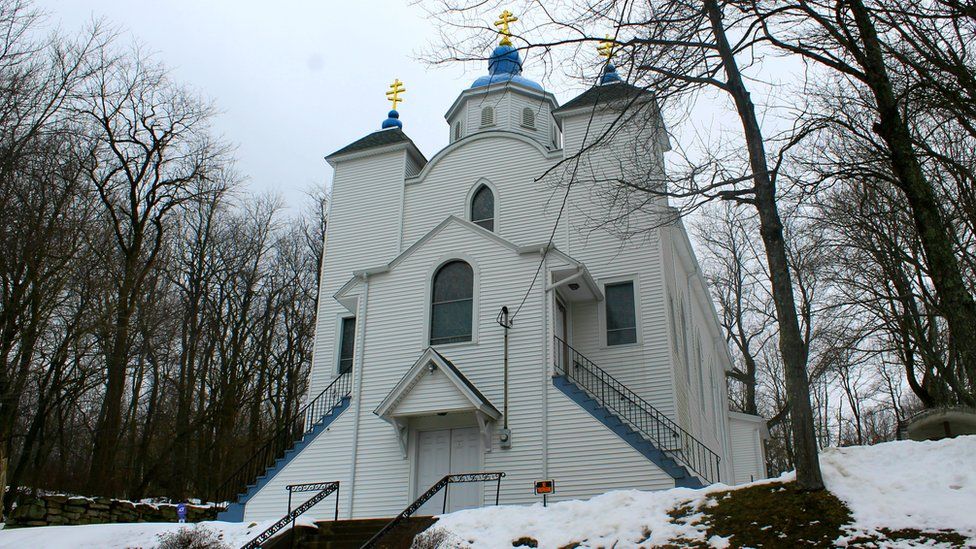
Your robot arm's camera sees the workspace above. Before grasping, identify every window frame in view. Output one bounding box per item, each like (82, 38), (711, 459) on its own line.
(427, 257), (479, 347)
(453, 120), (463, 141)
(335, 314), (357, 375)
(598, 275), (641, 348)
(521, 107), (536, 129)
(480, 106), (495, 127)
(465, 179), (498, 233)
(470, 185), (495, 232)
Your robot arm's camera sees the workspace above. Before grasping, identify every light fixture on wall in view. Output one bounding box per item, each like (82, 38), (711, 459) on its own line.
(568, 283), (580, 291)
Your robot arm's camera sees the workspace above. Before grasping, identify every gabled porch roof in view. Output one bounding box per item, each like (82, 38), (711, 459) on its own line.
(374, 348), (500, 420)
(374, 348), (500, 457)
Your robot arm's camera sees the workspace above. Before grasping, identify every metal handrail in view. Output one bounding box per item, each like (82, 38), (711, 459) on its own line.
(553, 336), (720, 484)
(360, 472), (505, 549)
(239, 481), (340, 549)
(214, 372), (352, 503)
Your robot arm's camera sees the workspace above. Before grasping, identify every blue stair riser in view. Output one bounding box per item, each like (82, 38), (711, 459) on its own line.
(553, 376), (703, 489)
(217, 396), (351, 522)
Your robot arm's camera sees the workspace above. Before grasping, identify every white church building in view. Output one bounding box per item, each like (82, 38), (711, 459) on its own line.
(219, 25), (768, 524)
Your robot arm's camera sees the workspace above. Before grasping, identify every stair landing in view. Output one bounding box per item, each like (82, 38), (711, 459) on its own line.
(263, 517), (438, 549)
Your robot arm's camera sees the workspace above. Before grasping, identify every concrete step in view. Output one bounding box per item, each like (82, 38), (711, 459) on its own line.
(264, 517), (437, 549)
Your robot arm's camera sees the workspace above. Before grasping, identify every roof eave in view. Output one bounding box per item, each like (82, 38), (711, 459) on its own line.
(325, 135), (428, 167)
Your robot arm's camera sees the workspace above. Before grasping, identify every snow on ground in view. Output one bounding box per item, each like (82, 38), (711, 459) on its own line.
(820, 435), (976, 544)
(424, 435), (976, 548)
(0, 517), (317, 549)
(1, 436), (973, 548)
(417, 486), (721, 549)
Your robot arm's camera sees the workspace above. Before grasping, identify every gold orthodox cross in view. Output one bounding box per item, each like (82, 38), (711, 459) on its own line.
(386, 78), (406, 111)
(494, 10), (519, 46)
(597, 35), (617, 59)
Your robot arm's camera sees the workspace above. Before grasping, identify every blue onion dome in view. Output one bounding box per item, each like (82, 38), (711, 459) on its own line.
(470, 44), (544, 91)
(600, 62), (623, 85)
(381, 109), (402, 129)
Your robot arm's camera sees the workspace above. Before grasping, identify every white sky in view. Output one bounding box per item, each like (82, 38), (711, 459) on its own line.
(36, 0), (594, 211)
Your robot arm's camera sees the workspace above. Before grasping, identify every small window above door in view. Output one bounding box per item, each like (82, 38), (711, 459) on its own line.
(470, 185), (495, 232)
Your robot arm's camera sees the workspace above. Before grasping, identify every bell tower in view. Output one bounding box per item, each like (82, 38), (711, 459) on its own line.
(443, 10), (561, 149)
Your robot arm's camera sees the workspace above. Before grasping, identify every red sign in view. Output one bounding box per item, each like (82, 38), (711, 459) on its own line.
(534, 479), (555, 495)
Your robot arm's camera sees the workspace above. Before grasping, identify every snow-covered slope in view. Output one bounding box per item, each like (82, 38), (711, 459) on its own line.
(821, 436), (976, 544)
(0, 517), (317, 549)
(1, 436), (973, 548)
(421, 436), (976, 548)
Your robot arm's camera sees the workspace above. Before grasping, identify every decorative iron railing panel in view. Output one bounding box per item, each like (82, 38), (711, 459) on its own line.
(239, 481), (340, 549)
(214, 372), (352, 504)
(553, 336), (720, 484)
(360, 472), (505, 549)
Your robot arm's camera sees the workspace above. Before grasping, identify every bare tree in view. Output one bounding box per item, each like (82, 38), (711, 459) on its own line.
(753, 0), (976, 406)
(79, 47), (226, 493)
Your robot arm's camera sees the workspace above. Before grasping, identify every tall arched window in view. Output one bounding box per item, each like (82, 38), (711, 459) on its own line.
(454, 121), (463, 141)
(521, 107), (535, 128)
(470, 185), (495, 231)
(430, 261), (474, 345)
(481, 106), (494, 127)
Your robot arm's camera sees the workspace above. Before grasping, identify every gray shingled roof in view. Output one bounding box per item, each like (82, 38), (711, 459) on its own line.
(554, 82), (649, 114)
(326, 128), (415, 159)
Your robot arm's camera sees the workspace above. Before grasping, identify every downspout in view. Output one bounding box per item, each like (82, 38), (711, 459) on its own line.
(541, 251), (550, 479)
(346, 273), (370, 518)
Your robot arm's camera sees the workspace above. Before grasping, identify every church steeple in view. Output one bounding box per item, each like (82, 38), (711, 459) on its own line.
(469, 10), (543, 91)
(381, 78), (406, 129)
(446, 10), (560, 148)
(597, 35), (623, 85)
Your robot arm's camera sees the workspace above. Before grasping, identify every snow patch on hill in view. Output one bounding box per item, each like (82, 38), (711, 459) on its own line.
(821, 436), (976, 544)
(423, 435), (976, 548)
(0, 517), (316, 549)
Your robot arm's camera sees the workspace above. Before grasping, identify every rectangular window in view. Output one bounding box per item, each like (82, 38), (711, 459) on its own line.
(338, 317), (356, 374)
(605, 281), (637, 345)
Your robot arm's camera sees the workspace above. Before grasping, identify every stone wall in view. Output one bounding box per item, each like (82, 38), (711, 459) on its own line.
(7, 494), (224, 527)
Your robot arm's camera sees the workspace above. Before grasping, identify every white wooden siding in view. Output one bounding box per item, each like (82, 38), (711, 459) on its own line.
(242, 408), (356, 521)
(346, 221), (548, 516)
(729, 415), (767, 484)
(401, 134), (562, 249)
(395, 370), (473, 416)
(309, 150), (407, 398)
(547, 385), (676, 501)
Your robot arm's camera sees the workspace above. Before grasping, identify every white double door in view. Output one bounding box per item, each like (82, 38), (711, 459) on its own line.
(415, 427), (481, 514)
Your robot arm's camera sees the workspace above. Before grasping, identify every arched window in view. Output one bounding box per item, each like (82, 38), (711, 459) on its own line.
(454, 121), (462, 141)
(470, 185), (494, 231)
(430, 261), (474, 345)
(481, 106), (494, 127)
(521, 107), (535, 128)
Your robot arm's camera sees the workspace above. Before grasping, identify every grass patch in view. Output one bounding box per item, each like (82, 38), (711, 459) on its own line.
(667, 481), (971, 548)
(697, 482), (851, 547)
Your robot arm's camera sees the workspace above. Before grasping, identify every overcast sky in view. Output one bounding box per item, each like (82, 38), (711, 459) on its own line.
(36, 1), (596, 211)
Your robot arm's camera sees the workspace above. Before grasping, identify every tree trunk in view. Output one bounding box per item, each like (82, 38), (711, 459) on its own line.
(704, 0), (824, 490)
(847, 0), (976, 398)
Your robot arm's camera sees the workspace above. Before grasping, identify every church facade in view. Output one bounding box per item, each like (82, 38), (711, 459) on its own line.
(221, 27), (768, 523)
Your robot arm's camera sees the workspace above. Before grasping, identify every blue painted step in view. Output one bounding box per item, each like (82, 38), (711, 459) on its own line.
(217, 396), (351, 521)
(553, 375), (704, 489)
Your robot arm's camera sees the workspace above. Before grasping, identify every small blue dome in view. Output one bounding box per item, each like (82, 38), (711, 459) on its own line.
(381, 109), (402, 129)
(600, 62), (623, 85)
(470, 44), (543, 91)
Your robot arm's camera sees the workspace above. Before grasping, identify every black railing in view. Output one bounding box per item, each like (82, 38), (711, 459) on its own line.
(553, 336), (720, 484)
(239, 481), (340, 549)
(360, 472), (505, 549)
(214, 372), (353, 504)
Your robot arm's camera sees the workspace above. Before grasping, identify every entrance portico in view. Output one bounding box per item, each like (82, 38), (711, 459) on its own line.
(373, 348), (501, 513)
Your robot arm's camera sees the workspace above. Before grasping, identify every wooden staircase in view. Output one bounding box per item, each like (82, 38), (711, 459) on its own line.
(262, 518), (437, 549)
